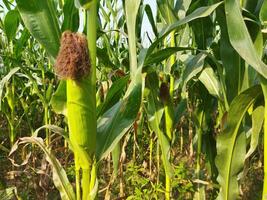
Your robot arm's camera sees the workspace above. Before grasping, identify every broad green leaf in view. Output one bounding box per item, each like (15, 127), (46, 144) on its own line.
(245, 106), (264, 159)
(146, 1), (223, 58)
(16, 0), (61, 58)
(50, 81), (67, 116)
(182, 53), (207, 93)
(96, 68), (142, 161)
(9, 137), (76, 200)
(157, 0), (177, 24)
(224, 0), (267, 78)
(215, 85), (262, 200)
(0, 67), (20, 110)
(217, 9), (240, 103)
(199, 66), (223, 101)
(144, 47), (194, 67)
(62, 0), (79, 32)
(4, 9), (20, 41)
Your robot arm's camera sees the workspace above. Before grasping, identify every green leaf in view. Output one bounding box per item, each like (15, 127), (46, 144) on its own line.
(146, 2), (223, 58)
(198, 66), (223, 101)
(16, 0), (61, 58)
(245, 106), (264, 159)
(260, 0), (267, 25)
(224, 0), (267, 78)
(9, 137), (76, 200)
(182, 53), (207, 93)
(144, 4), (158, 36)
(215, 85), (262, 200)
(4, 9), (20, 41)
(216, 9), (240, 103)
(125, 0), (141, 78)
(97, 75), (129, 118)
(50, 81), (67, 116)
(0, 67), (20, 110)
(62, 0), (79, 32)
(96, 68), (142, 161)
(144, 47), (194, 67)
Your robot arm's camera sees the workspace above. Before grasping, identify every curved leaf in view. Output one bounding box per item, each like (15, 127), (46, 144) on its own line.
(245, 106), (264, 159)
(199, 66), (223, 101)
(4, 9), (20, 41)
(16, 0), (61, 58)
(0, 67), (20, 110)
(224, 0), (267, 78)
(50, 80), (67, 116)
(215, 85), (262, 200)
(96, 68), (142, 161)
(9, 137), (75, 200)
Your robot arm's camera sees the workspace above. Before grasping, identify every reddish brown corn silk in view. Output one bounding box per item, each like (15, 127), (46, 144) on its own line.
(55, 31), (90, 80)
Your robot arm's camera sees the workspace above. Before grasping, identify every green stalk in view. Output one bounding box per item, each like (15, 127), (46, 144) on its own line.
(66, 1), (97, 199)
(149, 130), (153, 177)
(164, 30), (176, 200)
(44, 105), (50, 145)
(261, 77), (267, 199)
(75, 158), (81, 200)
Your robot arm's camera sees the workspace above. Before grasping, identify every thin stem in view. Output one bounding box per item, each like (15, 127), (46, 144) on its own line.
(75, 157), (81, 200)
(165, 174), (171, 200)
(261, 78), (267, 199)
(82, 169), (91, 200)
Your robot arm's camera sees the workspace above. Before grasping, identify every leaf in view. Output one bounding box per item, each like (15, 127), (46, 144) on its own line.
(144, 4), (158, 36)
(0, 67), (20, 110)
(144, 47), (194, 67)
(215, 85), (262, 200)
(4, 9), (20, 41)
(62, 0), (79, 32)
(145, 2), (223, 58)
(16, 0), (61, 58)
(224, 0), (267, 78)
(97, 75), (129, 118)
(260, 0), (267, 25)
(50, 80), (67, 116)
(96, 68), (142, 161)
(157, 0), (177, 24)
(216, 9), (240, 103)
(125, 0), (141, 76)
(112, 144), (120, 176)
(245, 106), (264, 159)
(182, 53), (207, 92)
(199, 66), (223, 101)
(9, 137), (76, 200)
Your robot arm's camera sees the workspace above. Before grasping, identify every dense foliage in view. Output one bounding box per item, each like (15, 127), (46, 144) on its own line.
(0, 0), (267, 199)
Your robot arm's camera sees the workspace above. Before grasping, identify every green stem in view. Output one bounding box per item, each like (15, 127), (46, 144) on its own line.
(82, 169), (91, 200)
(44, 106), (50, 146)
(149, 131), (153, 177)
(75, 157), (81, 200)
(261, 77), (267, 200)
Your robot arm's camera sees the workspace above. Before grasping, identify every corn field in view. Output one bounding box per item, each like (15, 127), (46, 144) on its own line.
(0, 0), (266, 199)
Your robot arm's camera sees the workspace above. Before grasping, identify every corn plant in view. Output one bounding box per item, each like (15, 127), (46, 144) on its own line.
(1, 0), (267, 199)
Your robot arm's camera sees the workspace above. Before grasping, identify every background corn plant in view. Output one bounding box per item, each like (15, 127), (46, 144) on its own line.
(0, 0), (267, 199)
